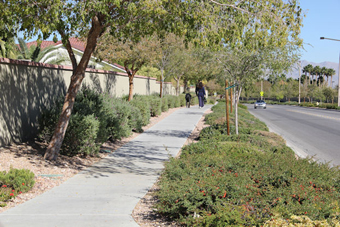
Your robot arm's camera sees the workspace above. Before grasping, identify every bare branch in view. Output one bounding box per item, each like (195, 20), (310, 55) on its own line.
(209, 0), (252, 14)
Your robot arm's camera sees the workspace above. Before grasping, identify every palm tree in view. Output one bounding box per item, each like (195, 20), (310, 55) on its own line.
(313, 66), (321, 86)
(0, 36), (20, 59)
(321, 67), (327, 87)
(327, 68), (336, 87)
(303, 64), (313, 85)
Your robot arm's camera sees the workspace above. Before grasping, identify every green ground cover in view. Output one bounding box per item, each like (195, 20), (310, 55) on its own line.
(154, 101), (340, 226)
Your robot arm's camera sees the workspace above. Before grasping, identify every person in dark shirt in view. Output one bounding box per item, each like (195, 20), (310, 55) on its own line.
(196, 81), (206, 108)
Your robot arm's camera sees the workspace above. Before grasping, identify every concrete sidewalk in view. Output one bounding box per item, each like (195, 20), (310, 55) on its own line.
(0, 105), (212, 227)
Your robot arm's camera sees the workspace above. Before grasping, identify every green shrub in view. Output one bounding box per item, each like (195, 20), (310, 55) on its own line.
(154, 100), (340, 226)
(148, 96), (162, 117)
(130, 96), (151, 125)
(0, 168), (35, 207)
(39, 88), (144, 156)
(174, 96), (181, 107)
(155, 141), (340, 226)
(191, 95), (198, 106)
(63, 114), (100, 156)
(207, 98), (215, 104)
(128, 105), (144, 133)
(161, 97), (169, 112)
(102, 95), (143, 139)
(179, 94), (186, 107)
(166, 95), (180, 108)
(238, 103), (247, 109)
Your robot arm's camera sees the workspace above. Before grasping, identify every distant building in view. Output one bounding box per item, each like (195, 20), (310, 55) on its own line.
(25, 37), (125, 72)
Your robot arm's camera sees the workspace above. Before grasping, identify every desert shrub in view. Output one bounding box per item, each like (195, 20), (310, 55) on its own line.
(62, 114), (100, 156)
(38, 97), (64, 143)
(179, 94), (186, 107)
(130, 96), (151, 125)
(39, 88), (143, 156)
(166, 95), (180, 108)
(161, 97), (169, 112)
(128, 105), (144, 133)
(99, 94), (143, 140)
(148, 96), (162, 117)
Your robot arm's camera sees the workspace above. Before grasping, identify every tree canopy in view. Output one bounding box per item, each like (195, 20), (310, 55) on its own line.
(2, 0), (304, 160)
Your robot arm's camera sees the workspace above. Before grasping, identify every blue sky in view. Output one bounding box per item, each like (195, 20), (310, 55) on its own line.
(299, 0), (340, 63)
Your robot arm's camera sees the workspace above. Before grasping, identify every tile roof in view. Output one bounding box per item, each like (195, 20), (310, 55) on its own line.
(25, 37), (86, 52)
(24, 37), (124, 69)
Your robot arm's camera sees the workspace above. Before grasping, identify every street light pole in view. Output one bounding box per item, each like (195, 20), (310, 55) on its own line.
(320, 37), (340, 107)
(298, 61), (301, 104)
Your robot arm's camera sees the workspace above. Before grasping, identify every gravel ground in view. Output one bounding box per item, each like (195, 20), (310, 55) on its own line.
(0, 106), (212, 227)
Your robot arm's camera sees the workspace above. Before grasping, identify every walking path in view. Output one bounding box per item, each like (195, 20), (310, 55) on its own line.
(0, 105), (212, 227)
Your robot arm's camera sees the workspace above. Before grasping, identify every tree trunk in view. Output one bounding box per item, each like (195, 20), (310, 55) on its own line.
(128, 73), (135, 101)
(124, 63), (138, 102)
(174, 74), (182, 96)
(44, 16), (105, 160)
(235, 86), (242, 135)
(183, 79), (188, 93)
(160, 68), (164, 98)
(44, 72), (84, 160)
(331, 75), (333, 87)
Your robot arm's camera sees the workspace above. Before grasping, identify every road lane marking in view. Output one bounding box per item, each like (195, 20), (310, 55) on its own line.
(286, 109), (340, 121)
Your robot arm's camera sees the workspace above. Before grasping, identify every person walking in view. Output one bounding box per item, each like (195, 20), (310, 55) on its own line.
(196, 81), (206, 108)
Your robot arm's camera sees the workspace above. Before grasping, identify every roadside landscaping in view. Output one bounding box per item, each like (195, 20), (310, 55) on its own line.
(240, 99), (340, 110)
(154, 101), (340, 226)
(0, 88), (215, 209)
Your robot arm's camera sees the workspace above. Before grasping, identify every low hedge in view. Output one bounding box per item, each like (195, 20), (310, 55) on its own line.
(154, 101), (340, 226)
(39, 89), (179, 157)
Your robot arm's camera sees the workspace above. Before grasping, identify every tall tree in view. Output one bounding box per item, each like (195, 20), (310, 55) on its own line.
(4, 1), (216, 160)
(327, 68), (336, 88)
(153, 33), (184, 97)
(312, 66), (321, 87)
(303, 64), (313, 85)
(5, 0), (303, 160)
(321, 67), (327, 87)
(95, 34), (161, 101)
(167, 45), (198, 96)
(218, 48), (263, 134)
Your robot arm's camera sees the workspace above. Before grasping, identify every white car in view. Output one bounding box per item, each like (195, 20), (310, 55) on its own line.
(254, 100), (266, 109)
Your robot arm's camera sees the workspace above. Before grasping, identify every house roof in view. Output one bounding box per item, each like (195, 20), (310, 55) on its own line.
(25, 37), (125, 69)
(25, 37), (86, 52)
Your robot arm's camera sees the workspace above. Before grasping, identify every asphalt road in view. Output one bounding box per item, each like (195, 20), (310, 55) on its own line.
(246, 104), (340, 167)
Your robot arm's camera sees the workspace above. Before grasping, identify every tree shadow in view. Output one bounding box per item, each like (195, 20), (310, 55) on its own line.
(79, 140), (179, 178)
(0, 62), (66, 146)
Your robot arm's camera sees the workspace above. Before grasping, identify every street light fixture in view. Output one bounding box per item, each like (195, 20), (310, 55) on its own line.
(320, 37), (340, 107)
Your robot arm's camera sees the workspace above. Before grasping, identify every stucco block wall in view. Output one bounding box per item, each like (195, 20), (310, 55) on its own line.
(0, 58), (180, 146)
